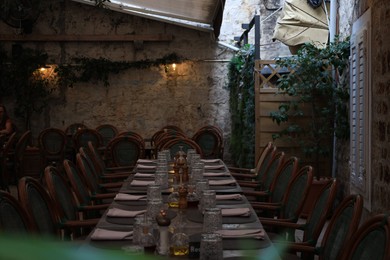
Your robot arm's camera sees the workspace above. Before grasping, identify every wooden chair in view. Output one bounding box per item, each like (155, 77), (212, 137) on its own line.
(87, 141), (133, 174)
(151, 129), (187, 151)
(38, 128), (67, 169)
(105, 135), (145, 168)
(63, 159), (114, 206)
(230, 142), (277, 186)
(161, 137), (204, 159)
(43, 166), (99, 237)
(0, 190), (36, 234)
(283, 194), (363, 260)
(265, 179), (338, 248)
(75, 153), (121, 196)
(18, 176), (62, 238)
(73, 128), (103, 152)
(339, 213), (390, 260)
(0, 132), (17, 191)
(79, 147), (128, 183)
(243, 156), (298, 203)
(252, 165), (314, 224)
(192, 126), (224, 159)
(95, 124), (118, 146)
(18, 177), (99, 240)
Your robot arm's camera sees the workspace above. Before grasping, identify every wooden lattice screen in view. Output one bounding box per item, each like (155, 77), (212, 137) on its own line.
(254, 60), (332, 177)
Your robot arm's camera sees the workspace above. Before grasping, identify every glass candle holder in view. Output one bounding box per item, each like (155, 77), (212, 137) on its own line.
(147, 184), (162, 201)
(195, 179), (209, 200)
(199, 189), (216, 213)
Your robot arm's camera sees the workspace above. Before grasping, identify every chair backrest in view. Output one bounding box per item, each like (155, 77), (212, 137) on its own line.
(301, 179), (338, 245)
(192, 127), (223, 159)
(73, 128), (103, 151)
(340, 214), (390, 260)
(63, 159), (92, 206)
(38, 128), (67, 166)
(43, 166), (79, 222)
(162, 137), (204, 159)
(18, 176), (61, 237)
(0, 190), (35, 234)
(95, 124), (118, 146)
(319, 194), (363, 260)
(105, 136), (145, 167)
(279, 165), (314, 221)
(117, 131), (145, 146)
(254, 141), (276, 180)
(87, 141), (106, 173)
(151, 129), (187, 148)
(0, 132), (17, 190)
(268, 156), (299, 203)
(259, 150), (284, 190)
(75, 153), (101, 195)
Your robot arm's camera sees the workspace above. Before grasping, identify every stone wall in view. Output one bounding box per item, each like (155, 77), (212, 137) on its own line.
(0, 0), (233, 158)
(0, 0), (290, 163)
(337, 0), (390, 215)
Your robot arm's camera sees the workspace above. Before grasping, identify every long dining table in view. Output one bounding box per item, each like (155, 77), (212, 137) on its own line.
(81, 158), (281, 259)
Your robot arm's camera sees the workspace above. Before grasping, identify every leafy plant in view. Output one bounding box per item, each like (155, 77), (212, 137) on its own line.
(270, 37), (350, 178)
(0, 45), (54, 130)
(227, 45), (255, 168)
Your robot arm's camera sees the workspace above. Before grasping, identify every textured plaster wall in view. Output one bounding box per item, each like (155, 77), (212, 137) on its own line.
(336, 0), (390, 215)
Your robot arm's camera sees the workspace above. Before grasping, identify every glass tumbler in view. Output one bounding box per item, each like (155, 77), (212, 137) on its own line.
(147, 184), (162, 201)
(200, 233), (223, 260)
(199, 189), (216, 213)
(195, 179), (209, 200)
(155, 171), (168, 189)
(202, 207), (222, 233)
(146, 198), (163, 220)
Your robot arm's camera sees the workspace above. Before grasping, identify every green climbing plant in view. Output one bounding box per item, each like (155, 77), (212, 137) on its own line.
(227, 45), (255, 168)
(270, 37), (350, 178)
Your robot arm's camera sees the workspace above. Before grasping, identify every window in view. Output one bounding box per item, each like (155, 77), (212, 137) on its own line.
(349, 8), (371, 211)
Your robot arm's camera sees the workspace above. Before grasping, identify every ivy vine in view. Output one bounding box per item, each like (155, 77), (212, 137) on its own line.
(56, 53), (184, 87)
(227, 45), (255, 168)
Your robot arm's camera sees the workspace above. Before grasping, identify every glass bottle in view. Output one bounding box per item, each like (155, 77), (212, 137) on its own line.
(168, 175), (180, 208)
(169, 213), (189, 256)
(139, 222), (156, 255)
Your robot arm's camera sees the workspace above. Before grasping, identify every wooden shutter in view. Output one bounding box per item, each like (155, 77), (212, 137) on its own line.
(349, 9), (371, 211)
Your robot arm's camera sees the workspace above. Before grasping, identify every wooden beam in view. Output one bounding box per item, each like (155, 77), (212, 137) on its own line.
(0, 34), (174, 42)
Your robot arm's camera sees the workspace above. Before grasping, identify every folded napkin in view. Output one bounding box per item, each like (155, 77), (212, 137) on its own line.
(221, 208), (251, 217)
(114, 193), (147, 201)
(134, 173), (155, 178)
(204, 165), (225, 170)
(137, 159), (156, 164)
(201, 159), (221, 163)
(91, 228), (133, 240)
(130, 180), (155, 186)
(216, 229), (264, 240)
(137, 164), (157, 169)
(203, 172), (229, 177)
(209, 179), (236, 186)
(216, 194), (242, 200)
(107, 208), (146, 217)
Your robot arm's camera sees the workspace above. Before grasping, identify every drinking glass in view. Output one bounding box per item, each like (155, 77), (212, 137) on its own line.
(199, 189), (216, 213)
(146, 198), (163, 220)
(155, 171), (168, 189)
(199, 233), (223, 260)
(195, 179), (209, 200)
(147, 184), (162, 201)
(203, 207), (222, 233)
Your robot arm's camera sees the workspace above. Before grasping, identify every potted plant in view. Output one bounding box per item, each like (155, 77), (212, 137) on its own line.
(270, 37), (350, 180)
